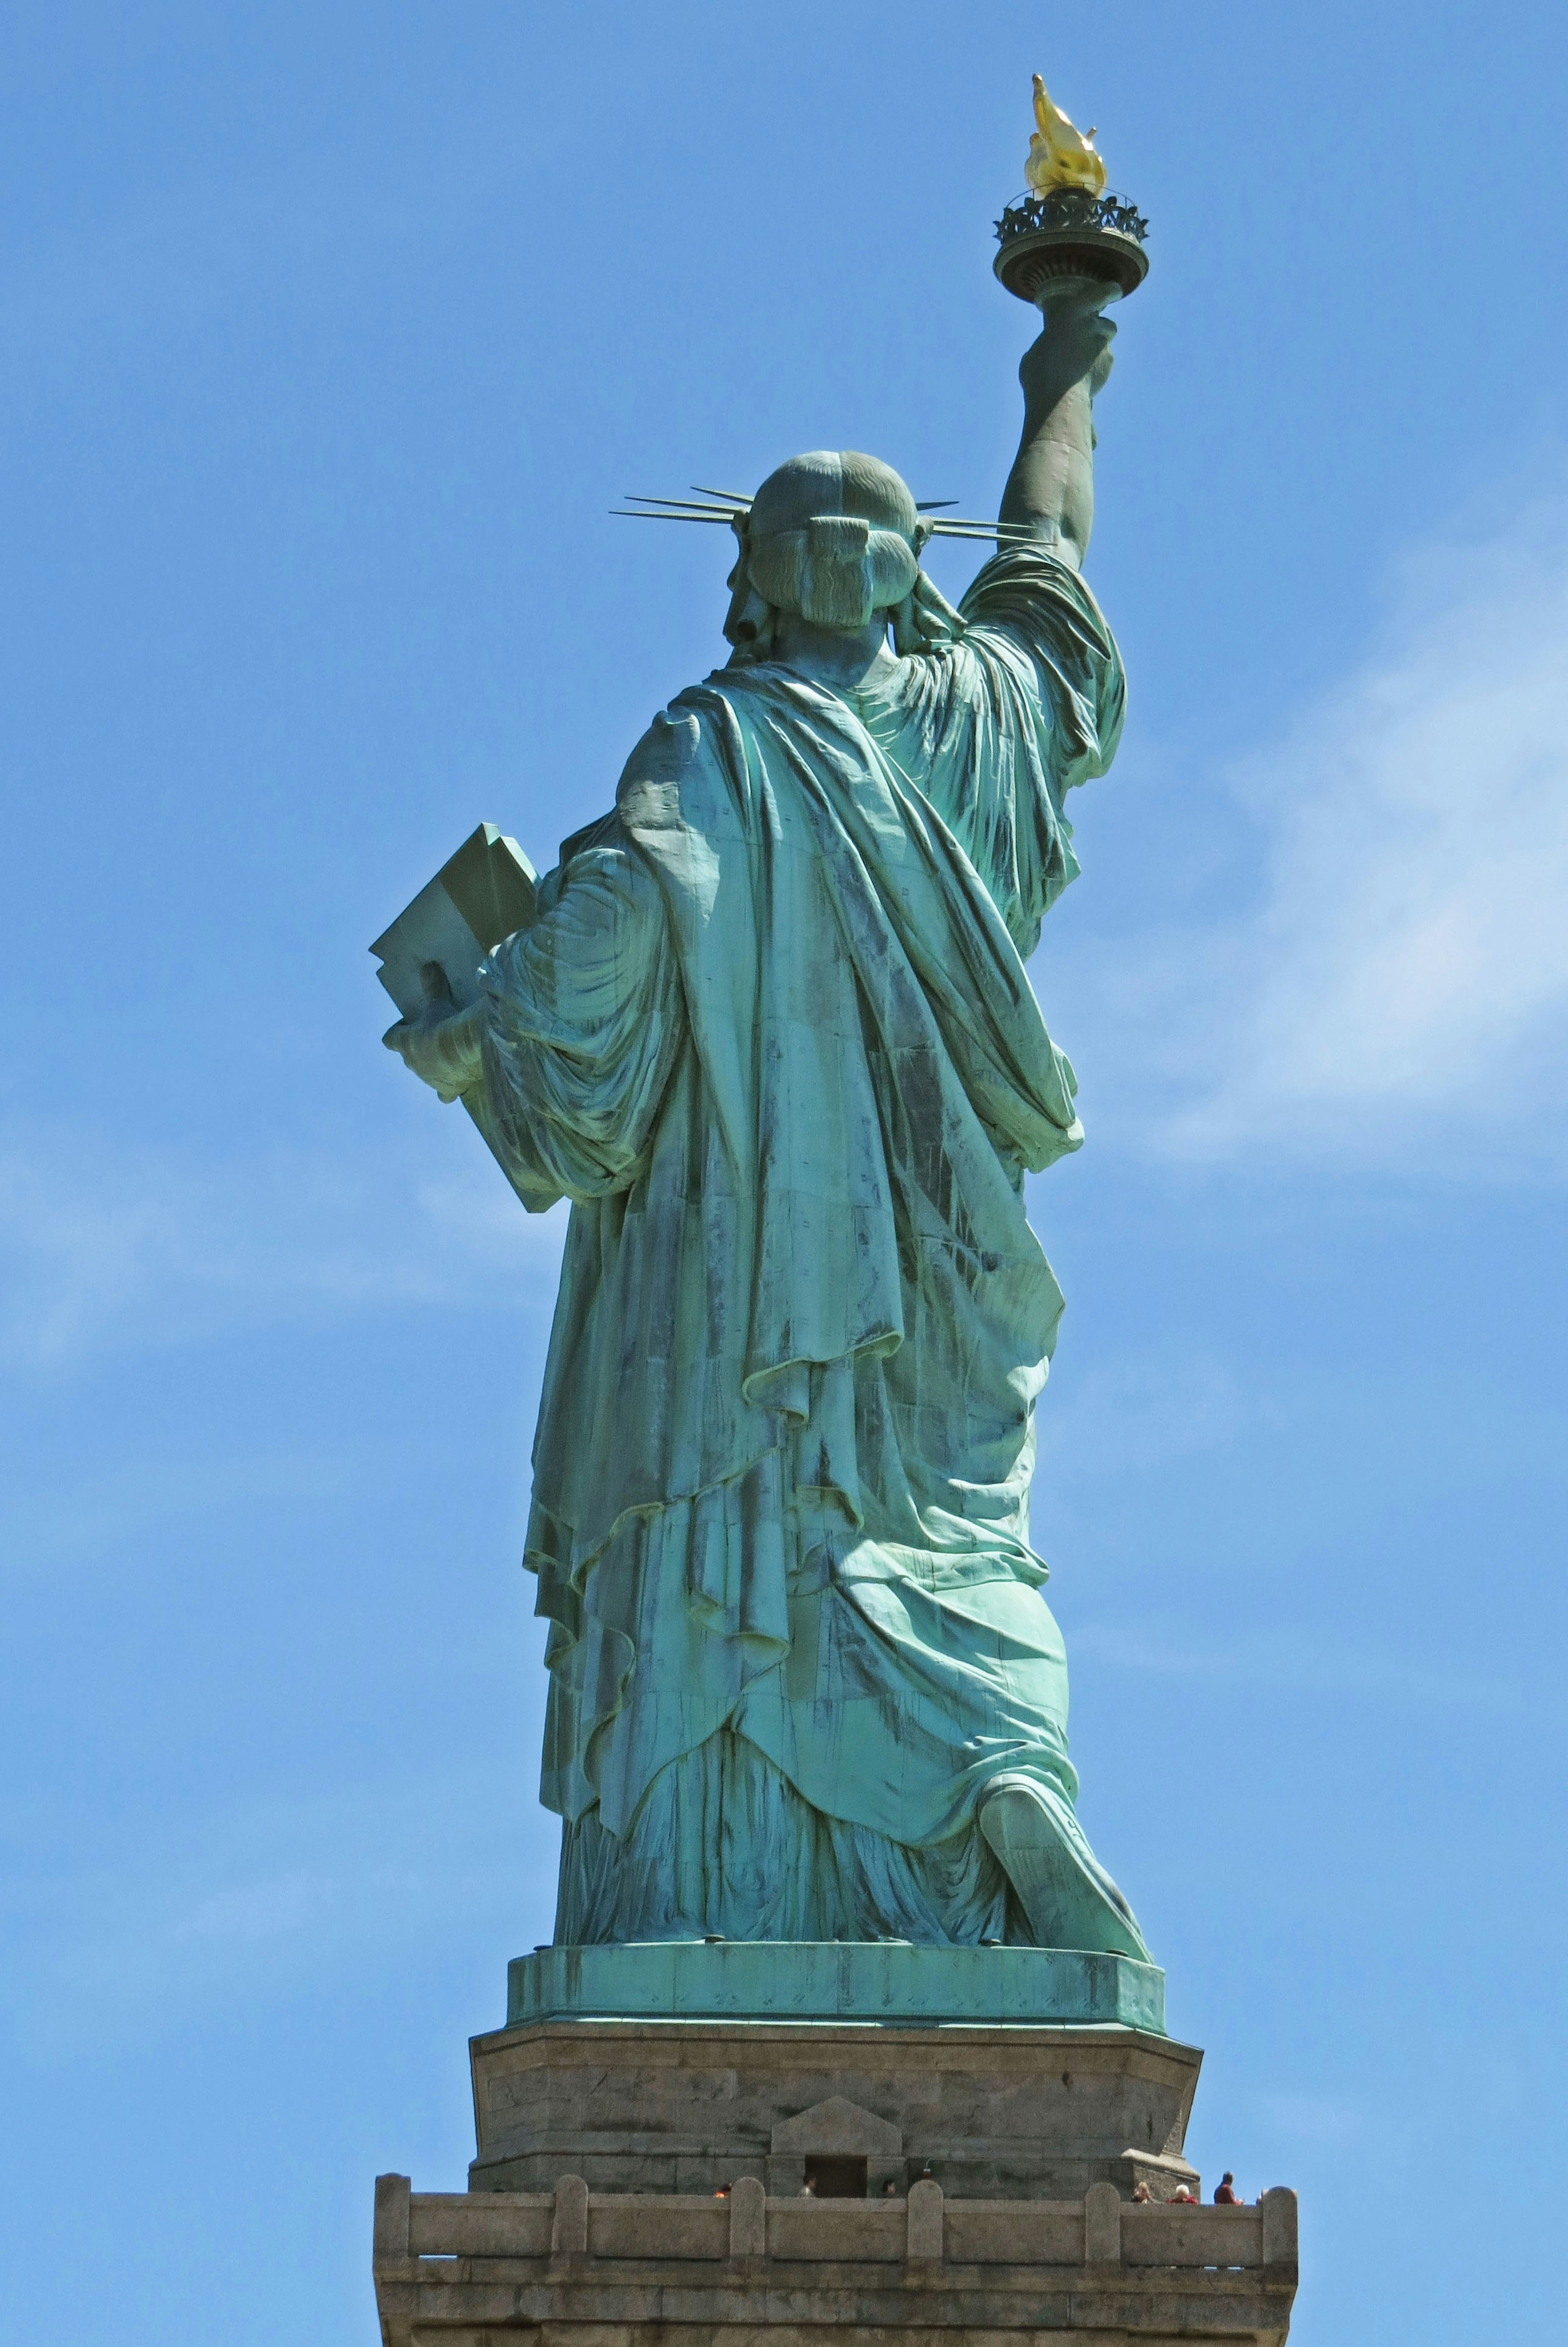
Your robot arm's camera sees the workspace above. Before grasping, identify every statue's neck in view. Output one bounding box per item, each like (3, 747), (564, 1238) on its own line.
(768, 613), (898, 693)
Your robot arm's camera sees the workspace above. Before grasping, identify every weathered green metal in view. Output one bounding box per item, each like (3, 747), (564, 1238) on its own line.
(507, 1941), (1166, 2033)
(381, 260), (1149, 1998)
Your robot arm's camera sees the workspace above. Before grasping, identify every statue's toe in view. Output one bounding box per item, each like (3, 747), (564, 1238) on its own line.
(978, 1778), (1151, 1963)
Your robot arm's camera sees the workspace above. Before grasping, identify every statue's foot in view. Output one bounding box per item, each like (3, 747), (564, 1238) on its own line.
(978, 1776), (1152, 1962)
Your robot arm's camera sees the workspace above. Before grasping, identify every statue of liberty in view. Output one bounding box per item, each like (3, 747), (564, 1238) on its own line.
(384, 287), (1149, 1964)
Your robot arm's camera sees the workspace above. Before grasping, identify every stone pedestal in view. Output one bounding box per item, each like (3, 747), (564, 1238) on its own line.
(469, 2015), (1202, 2204)
(372, 1948), (1299, 2345)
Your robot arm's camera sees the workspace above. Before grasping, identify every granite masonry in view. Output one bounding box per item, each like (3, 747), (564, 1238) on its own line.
(372, 1998), (1298, 2345)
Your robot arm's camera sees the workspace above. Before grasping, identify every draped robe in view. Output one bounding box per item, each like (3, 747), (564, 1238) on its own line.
(477, 548), (1125, 1946)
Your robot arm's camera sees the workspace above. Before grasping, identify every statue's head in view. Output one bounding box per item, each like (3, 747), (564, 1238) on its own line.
(737, 451), (920, 635)
(722, 450), (967, 662)
(721, 451), (962, 661)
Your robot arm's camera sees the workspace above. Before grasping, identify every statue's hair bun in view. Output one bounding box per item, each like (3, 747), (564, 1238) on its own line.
(747, 518), (918, 629)
(743, 450), (922, 632)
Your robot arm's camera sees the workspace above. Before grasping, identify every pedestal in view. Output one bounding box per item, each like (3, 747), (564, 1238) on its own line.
(372, 1946), (1300, 2344)
(468, 2015), (1199, 2203)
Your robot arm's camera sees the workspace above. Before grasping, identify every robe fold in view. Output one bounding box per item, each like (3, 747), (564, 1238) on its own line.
(477, 547), (1125, 1946)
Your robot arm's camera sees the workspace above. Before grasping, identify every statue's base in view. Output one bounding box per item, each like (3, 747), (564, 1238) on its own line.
(508, 1939), (1166, 2033)
(371, 1951), (1300, 2344)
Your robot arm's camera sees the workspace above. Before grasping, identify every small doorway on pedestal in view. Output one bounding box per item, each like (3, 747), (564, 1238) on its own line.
(804, 2155), (867, 2198)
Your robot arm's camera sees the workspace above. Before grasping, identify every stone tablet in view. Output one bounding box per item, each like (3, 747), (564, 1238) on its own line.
(370, 820), (537, 1020)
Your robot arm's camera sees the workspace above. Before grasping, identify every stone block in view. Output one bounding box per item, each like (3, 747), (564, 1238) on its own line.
(944, 2200), (1085, 2265)
(407, 2191), (551, 2258)
(550, 2172), (587, 2256)
(906, 2175), (943, 2260)
(1084, 2177), (1121, 2264)
(769, 2200), (906, 2262)
(1262, 2183), (1299, 2272)
(372, 2172), (410, 2264)
(728, 2174), (766, 2259)
(1122, 2201), (1262, 2267)
(589, 2193), (727, 2261)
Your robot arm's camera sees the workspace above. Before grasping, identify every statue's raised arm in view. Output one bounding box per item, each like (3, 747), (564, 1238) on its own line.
(999, 292), (1118, 568)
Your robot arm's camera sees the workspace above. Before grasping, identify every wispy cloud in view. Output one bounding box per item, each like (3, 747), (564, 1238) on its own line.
(1069, 1617), (1509, 1710)
(1248, 2088), (1368, 2153)
(0, 1121), (568, 1370)
(1036, 1354), (1258, 1475)
(177, 1873), (318, 1946)
(0, 1447), (355, 1579)
(1096, 495), (1568, 1171)
(4, 1765), (561, 2056)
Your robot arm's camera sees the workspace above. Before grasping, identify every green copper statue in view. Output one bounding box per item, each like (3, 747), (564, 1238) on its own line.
(384, 282), (1149, 1965)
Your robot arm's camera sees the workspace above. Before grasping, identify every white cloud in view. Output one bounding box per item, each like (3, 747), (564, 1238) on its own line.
(1102, 497), (1568, 1169)
(0, 1120), (568, 1370)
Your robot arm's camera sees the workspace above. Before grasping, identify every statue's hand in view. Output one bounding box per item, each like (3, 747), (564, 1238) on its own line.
(1019, 292), (1117, 418)
(383, 974), (486, 1103)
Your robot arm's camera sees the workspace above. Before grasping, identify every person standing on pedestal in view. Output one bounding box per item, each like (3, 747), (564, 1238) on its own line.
(385, 293), (1148, 1963)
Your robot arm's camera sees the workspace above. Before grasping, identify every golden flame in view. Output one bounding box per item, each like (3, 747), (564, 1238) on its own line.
(1024, 74), (1107, 198)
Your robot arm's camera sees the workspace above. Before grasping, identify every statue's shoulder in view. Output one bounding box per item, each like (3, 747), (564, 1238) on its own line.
(616, 688), (744, 835)
(959, 546), (1116, 655)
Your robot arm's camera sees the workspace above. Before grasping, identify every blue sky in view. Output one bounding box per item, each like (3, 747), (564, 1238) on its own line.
(2, 4), (1565, 2339)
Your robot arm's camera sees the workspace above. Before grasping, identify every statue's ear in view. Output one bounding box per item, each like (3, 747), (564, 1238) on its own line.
(912, 518), (934, 557)
(890, 591), (922, 657)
